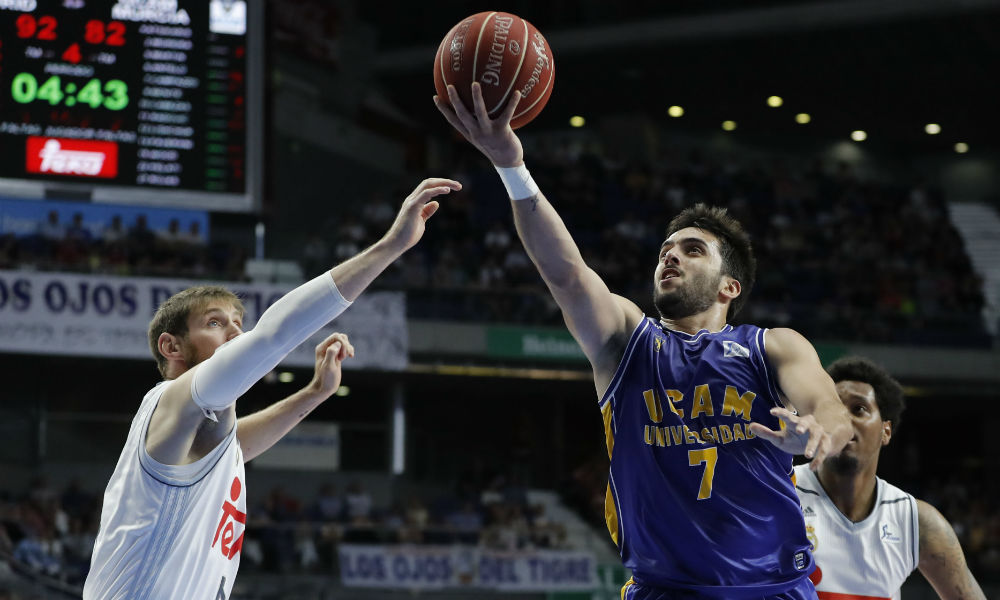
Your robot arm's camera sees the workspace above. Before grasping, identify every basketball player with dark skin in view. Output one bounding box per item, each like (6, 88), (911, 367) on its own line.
(801, 357), (985, 599)
(436, 83), (852, 598)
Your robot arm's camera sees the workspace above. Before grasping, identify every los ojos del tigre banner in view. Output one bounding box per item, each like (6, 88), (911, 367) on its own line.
(338, 544), (596, 591)
(0, 270), (407, 370)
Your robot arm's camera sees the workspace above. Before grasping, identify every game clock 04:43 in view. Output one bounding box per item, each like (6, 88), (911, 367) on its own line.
(11, 73), (129, 111)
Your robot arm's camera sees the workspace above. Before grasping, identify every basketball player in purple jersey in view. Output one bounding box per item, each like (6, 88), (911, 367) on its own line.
(436, 84), (852, 599)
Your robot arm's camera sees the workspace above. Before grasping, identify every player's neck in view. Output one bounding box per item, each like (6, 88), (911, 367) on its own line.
(659, 310), (728, 335)
(816, 465), (879, 523)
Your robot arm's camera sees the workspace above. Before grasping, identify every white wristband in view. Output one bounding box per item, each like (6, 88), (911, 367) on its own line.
(495, 164), (540, 200)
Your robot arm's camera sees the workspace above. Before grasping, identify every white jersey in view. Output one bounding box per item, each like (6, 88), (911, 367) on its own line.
(84, 381), (246, 600)
(793, 465), (919, 600)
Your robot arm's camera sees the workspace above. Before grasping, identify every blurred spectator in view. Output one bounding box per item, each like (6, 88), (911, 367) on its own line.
(38, 211), (64, 243)
(446, 502), (484, 545)
(311, 483), (343, 522)
(13, 527), (61, 578)
(344, 481), (372, 525)
(102, 216), (126, 244)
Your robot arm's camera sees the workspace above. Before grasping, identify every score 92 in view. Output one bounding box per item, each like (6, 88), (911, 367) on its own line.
(16, 14), (58, 40)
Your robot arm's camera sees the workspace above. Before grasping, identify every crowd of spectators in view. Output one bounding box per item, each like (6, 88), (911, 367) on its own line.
(243, 474), (568, 574)
(0, 478), (99, 587)
(0, 210), (248, 281)
(3, 462), (998, 587)
(0, 141), (990, 347)
(0, 472), (569, 584)
(313, 140), (989, 346)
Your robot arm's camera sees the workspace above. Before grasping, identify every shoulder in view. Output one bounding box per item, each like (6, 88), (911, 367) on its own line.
(762, 327), (820, 365)
(916, 499), (953, 542)
(764, 327), (810, 352)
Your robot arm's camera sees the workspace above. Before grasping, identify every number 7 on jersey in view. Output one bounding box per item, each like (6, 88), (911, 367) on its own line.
(688, 447), (718, 500)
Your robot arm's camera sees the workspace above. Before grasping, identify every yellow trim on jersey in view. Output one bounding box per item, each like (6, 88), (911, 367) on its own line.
(601, 401), (615, 458)
(605, 483), (619, 546)
(620, 576), (636, 600)
(601, 401), (620, 546)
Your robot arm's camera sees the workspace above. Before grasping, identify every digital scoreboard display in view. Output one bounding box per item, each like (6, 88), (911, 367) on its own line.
(0, 0), (262, 212)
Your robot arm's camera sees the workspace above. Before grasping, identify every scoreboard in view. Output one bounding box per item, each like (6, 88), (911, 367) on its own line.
(0, 0), (262, 212)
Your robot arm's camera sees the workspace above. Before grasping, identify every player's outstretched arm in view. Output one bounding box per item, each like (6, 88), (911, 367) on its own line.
(147, 179), (458, 466)
(435, 83), (640, 378)
(916, 499), (987, 600)
(749, 328), (852, 469)
(238, 332), (353, 462)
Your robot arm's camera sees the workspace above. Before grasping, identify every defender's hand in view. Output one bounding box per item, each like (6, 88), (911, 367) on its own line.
(307, 332), (354, 398)
(383, 178), (461, 252)
(434, 82), (524, 168)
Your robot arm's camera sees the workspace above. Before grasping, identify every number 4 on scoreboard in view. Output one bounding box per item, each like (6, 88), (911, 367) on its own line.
(62, 43), (82, 64)
(37, 76), (64, 105)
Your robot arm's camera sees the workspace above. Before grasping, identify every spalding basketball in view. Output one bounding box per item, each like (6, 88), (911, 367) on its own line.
(434, 12), (554, 129)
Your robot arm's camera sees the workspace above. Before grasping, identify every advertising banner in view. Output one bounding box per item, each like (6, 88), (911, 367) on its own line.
(338, 544), (596, 591)
(0, 270), (407, 370)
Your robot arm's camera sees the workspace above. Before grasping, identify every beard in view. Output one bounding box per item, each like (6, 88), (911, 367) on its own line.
(653, 270), (721, 320)
(181, 340), (205, 369)
(824, 452), (860, 475)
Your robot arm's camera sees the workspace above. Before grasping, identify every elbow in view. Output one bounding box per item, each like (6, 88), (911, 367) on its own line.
(545, 263), (591, 294)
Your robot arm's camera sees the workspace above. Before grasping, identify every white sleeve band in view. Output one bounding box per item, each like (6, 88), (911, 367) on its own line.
(190, 272), (351, 420)
(495, 164), (540, 200)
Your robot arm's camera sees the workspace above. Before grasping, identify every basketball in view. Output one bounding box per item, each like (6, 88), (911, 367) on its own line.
(433, 11), (555, 129)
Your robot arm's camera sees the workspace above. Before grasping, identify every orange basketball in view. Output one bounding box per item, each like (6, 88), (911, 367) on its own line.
(433, 12), (555, 129)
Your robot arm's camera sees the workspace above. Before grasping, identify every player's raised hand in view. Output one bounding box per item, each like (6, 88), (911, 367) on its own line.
(749, 407), (840, 470)
(307, 332), (355, 398)
(434, 82), (524, 168)
(383, 178), (461, 252)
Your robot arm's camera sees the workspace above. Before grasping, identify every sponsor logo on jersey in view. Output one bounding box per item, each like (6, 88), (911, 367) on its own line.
(805, 524), (818, 551)
(722, 341), (750, 359)
(793, 551), (807, 571)
(803, 505), (816, 516)
(212, 477), (246, 560)
(880, 523), (901, 543)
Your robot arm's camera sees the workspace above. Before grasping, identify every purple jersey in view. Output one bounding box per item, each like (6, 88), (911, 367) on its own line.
(599, 317), (813, 598)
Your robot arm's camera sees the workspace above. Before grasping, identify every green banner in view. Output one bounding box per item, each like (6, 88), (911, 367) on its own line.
(814, 342), (848, 367)
(486, 326), (587, 361)
(485, 326), (847, 367)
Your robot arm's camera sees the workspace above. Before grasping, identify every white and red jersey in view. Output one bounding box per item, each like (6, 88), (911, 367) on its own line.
(793, 465), (919, 600)
(84, 381), (246, 600)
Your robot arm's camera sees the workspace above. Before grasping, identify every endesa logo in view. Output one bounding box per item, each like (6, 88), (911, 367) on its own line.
(26, 137), (118, 179)
(212, 476), (245, 561)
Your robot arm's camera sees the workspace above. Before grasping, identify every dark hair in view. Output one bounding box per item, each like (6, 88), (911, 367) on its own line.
(148, 286), (245, 378)
(666, 204), (756, 318)
(826, 356), (905, 430)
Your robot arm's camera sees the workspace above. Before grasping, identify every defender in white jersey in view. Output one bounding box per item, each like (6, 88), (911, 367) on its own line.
(793, 357), (985, 600)
(84, 178), (461, 600)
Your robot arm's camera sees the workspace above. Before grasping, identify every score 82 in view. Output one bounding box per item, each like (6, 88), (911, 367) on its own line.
(85, 20), (126, 46)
